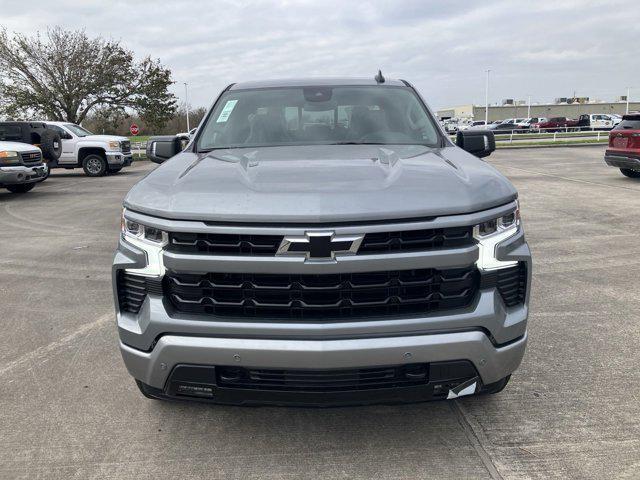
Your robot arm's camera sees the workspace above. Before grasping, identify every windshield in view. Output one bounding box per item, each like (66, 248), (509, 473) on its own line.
(197, 86), (440, 150)
(65, 123), (93, 137)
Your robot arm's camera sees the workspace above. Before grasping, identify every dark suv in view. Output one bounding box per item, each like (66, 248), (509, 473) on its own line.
(0, 122), (62, 165)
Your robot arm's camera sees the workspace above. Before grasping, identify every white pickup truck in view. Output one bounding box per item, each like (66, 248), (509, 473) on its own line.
(0, 141), (48, 193)
(43, 122), (133, 176)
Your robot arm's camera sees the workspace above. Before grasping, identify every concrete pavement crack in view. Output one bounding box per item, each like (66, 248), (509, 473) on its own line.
(449, 401), (504, 480)
(0, 313), (111, 377)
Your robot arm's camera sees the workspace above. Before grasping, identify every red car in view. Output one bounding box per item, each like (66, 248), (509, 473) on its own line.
(531, 117), (578, 132)
(604, 114), (640, 178)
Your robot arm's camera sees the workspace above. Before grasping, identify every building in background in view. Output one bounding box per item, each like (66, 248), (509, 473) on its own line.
(437, 96), (638, 121)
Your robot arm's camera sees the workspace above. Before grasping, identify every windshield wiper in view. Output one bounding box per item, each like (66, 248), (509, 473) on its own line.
(332, 141), (433, 147)
(330, 141), (386, 145)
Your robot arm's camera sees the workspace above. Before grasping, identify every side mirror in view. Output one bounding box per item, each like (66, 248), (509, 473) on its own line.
(456, 130), (495, 158)
(146, 135), (182, 164)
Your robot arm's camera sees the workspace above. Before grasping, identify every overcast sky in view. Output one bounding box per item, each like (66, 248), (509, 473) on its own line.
(1, 0), (638, 110)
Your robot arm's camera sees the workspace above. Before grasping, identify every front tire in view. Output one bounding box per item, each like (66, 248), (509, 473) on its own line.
(6, 183), (36, 193)
(82, 154), (107, 177)
(620, 168), (640, 178)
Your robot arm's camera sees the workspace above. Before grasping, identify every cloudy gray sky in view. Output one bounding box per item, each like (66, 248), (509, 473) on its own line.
(1, 0), (638, 110)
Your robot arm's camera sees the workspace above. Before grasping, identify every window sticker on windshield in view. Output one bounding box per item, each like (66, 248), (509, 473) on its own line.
(216, 100), (238, 123)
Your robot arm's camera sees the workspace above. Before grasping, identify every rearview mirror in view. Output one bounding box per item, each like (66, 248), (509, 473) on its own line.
(456, 130), (496, 158)
(146, 135), (182, 164)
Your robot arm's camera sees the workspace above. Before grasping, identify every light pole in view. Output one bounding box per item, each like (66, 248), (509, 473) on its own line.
(485, 69), (490, 125)
(184, 82), (190, 132)
(527, 95), (531, 119)
(626, 87), (630, 114)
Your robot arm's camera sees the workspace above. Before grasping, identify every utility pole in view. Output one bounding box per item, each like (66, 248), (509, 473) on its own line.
(527, 95), (531, 118)
(184, 82), (190, 132)
(485, 69), (490, 125)
(626, 87), (630, 114)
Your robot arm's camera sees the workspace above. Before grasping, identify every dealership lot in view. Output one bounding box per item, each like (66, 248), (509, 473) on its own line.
(0, 146), (638, 479)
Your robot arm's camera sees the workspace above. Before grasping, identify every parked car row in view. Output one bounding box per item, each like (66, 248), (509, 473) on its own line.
(0, 121), (134, 193)
(443, 113), (623, 134)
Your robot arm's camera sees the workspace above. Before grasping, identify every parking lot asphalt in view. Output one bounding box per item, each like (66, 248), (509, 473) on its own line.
(1, 146), (639, 479)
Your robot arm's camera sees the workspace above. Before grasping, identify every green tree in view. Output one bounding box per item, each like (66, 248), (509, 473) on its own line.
(0, 27), (177, 128)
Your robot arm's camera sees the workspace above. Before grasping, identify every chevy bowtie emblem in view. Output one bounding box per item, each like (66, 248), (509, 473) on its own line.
(277, 231), (364, 261)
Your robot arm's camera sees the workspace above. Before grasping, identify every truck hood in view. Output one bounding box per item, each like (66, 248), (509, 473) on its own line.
(79, 135), (129, 142)
(0, 141), (42, 153)
(124, 145), (517, 223)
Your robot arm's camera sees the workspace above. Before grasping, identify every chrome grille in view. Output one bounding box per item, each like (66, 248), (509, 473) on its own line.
(20, 151), (42, 166)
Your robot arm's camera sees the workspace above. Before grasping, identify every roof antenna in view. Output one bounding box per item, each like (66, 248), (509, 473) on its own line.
(375, 69), (385, 84)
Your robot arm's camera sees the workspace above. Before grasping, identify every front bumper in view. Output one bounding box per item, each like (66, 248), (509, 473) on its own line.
(122, 331), (526, 405)
(106, 152), (133, 167)
(0, 164), (48, 186)
(604, 151), (640, 170)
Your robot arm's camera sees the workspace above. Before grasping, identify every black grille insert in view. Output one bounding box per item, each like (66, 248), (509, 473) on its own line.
(481, 263), (527, 307)
(216, 364), (429, 391)
(359, 226), (473, 254)
(168, 232), (283, 255)
(165, 267), (479, 319)
(167, 226), (474, 256)
(117, 272), (162, 314)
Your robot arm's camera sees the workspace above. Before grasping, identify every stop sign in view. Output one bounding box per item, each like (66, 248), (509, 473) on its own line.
(130, 123), (139, 136)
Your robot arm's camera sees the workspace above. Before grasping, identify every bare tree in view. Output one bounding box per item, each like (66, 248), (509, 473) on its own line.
(83, 105), (209, 136)
(0, 27), (177, 129)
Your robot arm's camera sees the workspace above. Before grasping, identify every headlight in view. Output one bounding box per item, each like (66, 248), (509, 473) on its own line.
(109, 141), (121, 150)
(474, 207), (519, 239)
(121, 214), (168, 246)
(121, 209), (167, 276)
(0, 150), (21, 165)
(474, 203), (521, 271)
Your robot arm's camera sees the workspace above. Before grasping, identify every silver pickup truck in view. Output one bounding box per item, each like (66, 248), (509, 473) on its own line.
(114, 76), (532, 406)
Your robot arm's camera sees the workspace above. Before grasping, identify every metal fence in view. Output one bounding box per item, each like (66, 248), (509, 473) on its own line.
(449, 126), (611, 145)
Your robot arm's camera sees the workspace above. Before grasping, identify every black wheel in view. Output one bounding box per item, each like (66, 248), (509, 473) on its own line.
(135, 380), (165, 400)
(108, 167), (123, 174)
(40, 129), (62, 161)
(6, 183), (36, 193)
(82, 154), (107, 177)
(480, 375), (511, 395)
(620, 168), (640, 178)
